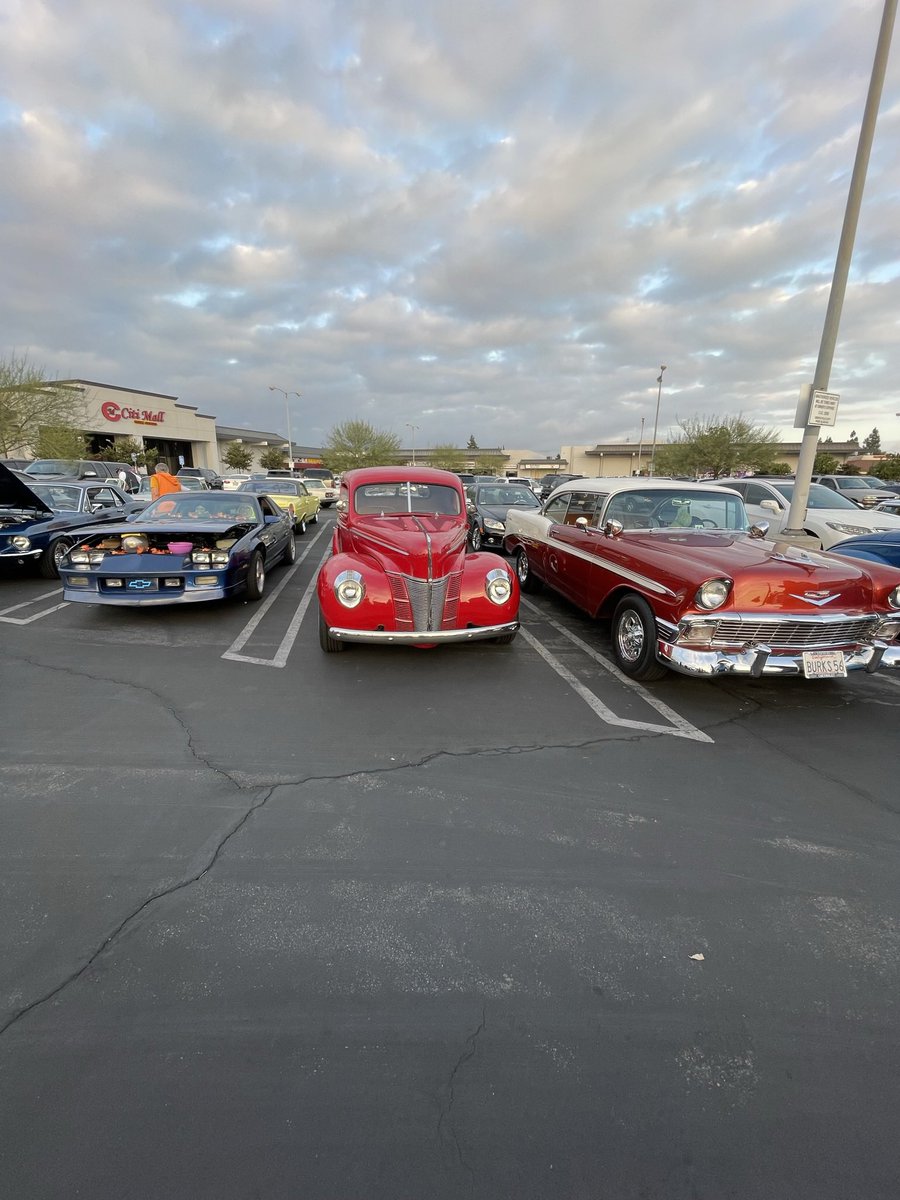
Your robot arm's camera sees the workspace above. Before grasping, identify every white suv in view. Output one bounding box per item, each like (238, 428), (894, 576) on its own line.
(716, 477), (900, 549)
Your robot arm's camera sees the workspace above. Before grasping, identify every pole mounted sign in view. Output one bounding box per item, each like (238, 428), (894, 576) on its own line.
(794, 384), (840, 428)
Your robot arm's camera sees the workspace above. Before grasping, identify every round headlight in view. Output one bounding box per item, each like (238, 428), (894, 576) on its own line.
(334, 569), (365, 608)
(695, 578), (732, 610)
(485, 567), (512, 605)
(888, 585), (900, 611)
(11, 536), (31, 550)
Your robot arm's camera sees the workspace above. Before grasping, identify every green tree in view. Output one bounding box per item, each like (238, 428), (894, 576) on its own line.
(0, 353), (87, 456)
(474, 452), (506, 475)
(429, 443), (465, 471)
(765, 461), (793, 475)
(653, 414), (782, 479)
(466, 435), (478, 450)
(848, 430), (858, 443)
(863, 428), (882, 454)
(323, 420), (401, 471)
(877, 455), (900, 481)
(223, 441), (253, 471)
(259, 445), (287, 471)
(813, 452), (840, 474)
(33, 424), (89, 459)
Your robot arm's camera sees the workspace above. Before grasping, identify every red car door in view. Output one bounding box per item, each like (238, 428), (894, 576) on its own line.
(546, 491), (607, 608)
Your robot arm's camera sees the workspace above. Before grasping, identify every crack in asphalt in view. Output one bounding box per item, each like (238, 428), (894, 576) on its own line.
(437, 1006), (486, 1191)
(0, 783), (278, 1039)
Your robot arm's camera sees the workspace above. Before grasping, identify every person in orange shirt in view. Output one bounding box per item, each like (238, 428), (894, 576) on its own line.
(150, 462), (182, 501)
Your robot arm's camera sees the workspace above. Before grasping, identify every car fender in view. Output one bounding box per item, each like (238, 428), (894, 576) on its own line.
(318, 550), (396, 628)
(460, 551), (520, 624)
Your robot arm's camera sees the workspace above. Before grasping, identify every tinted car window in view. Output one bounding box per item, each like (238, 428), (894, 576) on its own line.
(745, 483), (778, 506)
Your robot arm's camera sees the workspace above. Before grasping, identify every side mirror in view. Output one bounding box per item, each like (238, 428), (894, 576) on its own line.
(604, 519), (624, 538)
(748, 521), (770, 539)
(760, 499), (781, 513)
(82, 470), (98, 479)
(575, 516), (589, 528)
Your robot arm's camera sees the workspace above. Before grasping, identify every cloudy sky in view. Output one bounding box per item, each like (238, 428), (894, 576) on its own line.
(2, 0), (899, 455)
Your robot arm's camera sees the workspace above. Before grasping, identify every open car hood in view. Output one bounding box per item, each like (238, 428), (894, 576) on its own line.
(0, 461), (54, 515)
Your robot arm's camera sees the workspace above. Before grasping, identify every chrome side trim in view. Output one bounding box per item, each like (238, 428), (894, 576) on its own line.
(518, 529), (677, 598)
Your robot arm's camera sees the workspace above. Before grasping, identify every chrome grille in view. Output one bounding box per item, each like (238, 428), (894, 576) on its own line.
(441, 572), (462, 629)
(710, 615), (880, 650)
(388, 573), (458, 632)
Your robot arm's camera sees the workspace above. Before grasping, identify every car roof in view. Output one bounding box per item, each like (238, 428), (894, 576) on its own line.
(345, 466), (464, 488)
(548, 476), (743, 498)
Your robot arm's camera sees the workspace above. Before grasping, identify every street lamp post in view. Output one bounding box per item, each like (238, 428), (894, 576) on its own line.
(269, 386), (301, 469)
(406, 422), (420, 466)
(636, 416), (645, 476)
(649, 365), (667, 477)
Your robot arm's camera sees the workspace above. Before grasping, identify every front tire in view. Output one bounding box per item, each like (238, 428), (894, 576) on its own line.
(319, 609), (345, 652)
(611, 594), (667, 681)
(311, 509), (319, 524)
(515, 547), (542, 594)
(245, 549), (266, 600)
(40, 537), (72, 579)
(296, 516), (307, 536)
(284, 534), (297, 565)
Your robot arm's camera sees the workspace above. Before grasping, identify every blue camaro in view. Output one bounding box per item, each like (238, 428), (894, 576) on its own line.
(0, 463), (139, 578)
(58, 491), (296, 605)
(831, 529), (900, 570)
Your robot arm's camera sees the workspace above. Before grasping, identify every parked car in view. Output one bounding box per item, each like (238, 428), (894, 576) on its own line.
(238, 477), (320, 533)
(301, 477), (339, 507)
(875, 498), (900, 518)
(177, 466), (223, 490)
(0, 464), (141, 578)
(221, 471), (252, 491)
(1, 458), (31, 471)
(25, 458), (120, 483)
(714, 478), (900, 549)
(59, 491), (295, 605)
(830, 530), (900, 570)
(456, 473), (476, 488)
(465, 481), (541, 551)
(539, 473), (584, 500)
(317, 467), (519, 651)
(503, 476), (900, 681)
(177, 476), (211, 491)
(810, 474), (896, 508)
(300, 467), (336, 487)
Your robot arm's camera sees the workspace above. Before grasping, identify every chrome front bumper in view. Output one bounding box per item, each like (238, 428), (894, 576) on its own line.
(658, 639), (900, 678)
(328, 621), (519, 645)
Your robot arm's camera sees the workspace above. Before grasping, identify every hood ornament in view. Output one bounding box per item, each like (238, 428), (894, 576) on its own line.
(788, 590), (839, 607)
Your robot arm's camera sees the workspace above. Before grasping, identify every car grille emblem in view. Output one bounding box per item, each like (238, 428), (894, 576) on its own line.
(128, 578), (153, 589)
(788, 590), (839, 607)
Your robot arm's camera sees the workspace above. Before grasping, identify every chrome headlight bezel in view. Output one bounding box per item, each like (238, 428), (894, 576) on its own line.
(11, 536), (31, 551)
(888, 585), (900, 612)
(694, 578), (732, 611)
(485, 567), (512, 605)
(334, 569), (365, 608)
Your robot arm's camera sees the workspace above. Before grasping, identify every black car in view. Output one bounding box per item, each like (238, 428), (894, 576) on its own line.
(25, 458), (119, 484)
(465, 481), (541, 552)
(0, 464), (141, 577)
(539, 473), (584, 500)
(178, 466), (224, 490)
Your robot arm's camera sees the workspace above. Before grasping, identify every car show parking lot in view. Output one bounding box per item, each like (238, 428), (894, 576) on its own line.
(2, 508), (900, 1199)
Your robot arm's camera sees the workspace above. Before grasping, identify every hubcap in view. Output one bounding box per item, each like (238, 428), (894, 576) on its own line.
(53, 540), (70, 566)
(472, 529), (481, 549)
(617, 610), (644, 662)
(517, 551), (528, 583)
(255, 558), (264, 591)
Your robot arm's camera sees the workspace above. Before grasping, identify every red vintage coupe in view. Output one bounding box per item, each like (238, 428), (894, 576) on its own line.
(504, 477), (900, 680)
(316, 467), (519, 651)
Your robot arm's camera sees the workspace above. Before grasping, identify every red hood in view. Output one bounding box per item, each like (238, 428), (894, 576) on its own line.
(628, 530), (883, 609)
(350, 515), (468, 578)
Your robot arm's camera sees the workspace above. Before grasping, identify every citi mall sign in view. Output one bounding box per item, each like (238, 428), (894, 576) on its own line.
(101, 401), (166, 427)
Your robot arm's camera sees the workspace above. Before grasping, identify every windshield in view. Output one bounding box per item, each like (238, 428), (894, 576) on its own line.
(134, 495), (259, 522)
(770, 482), (860, 511)
(859, 476), (887, 487)
(242, 480), (300, 495)
(30, 484), (81, 511)
(354, 482), (461, 516)
(476, 485), (539, 508)
(603, 488), (747, 530)
(301, 469), (333, 481)
(25, 460), (80, 476)
(835, 477), (873, 490)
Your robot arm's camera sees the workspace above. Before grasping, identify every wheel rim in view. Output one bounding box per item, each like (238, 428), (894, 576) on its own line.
(472, 528), (481, 550)
(517, 550), (528, 584)
(254, 556), (265, 593)
(616, 609), (644, 663)
(53, 540), (70, 567)
(299, 518), (306, 534)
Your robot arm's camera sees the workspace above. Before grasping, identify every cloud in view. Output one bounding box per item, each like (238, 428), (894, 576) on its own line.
(0, 0), (898, 450)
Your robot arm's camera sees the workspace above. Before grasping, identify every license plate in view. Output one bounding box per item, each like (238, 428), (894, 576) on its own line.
(802, 650), (847, 679)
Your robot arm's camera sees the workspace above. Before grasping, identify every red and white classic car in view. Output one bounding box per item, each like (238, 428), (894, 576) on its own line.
(316, 467), (519, 651)
(504, 477), (900, 681)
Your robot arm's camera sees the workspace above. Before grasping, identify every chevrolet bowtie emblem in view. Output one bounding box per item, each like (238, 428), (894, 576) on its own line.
(128, 578), (153, 589)
(789, 591), (839, 606)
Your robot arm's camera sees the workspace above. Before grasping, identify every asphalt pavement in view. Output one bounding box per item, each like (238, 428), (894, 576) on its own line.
(2, 514), (899, 1199)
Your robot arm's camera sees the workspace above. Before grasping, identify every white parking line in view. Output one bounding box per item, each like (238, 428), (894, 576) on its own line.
(0, 588), (70, 625)
(521, 597), (712, 741)
(519, 600), (713, 743)
(222, 526), (331, 667)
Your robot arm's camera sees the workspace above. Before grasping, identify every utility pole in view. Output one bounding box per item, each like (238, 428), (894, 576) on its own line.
(784, 0), (897, 534)
(636, 416), (645, 476)
(649, 366), (667, 477)
(269, 386), (301, 469)
(406, 422), (419, 465)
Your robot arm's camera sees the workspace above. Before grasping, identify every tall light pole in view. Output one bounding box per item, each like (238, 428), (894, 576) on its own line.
(649, 365), (667, 477)
(406, 422), (419, 465)
(636, 416), (646, 476)
(269, 386), (301, 469)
